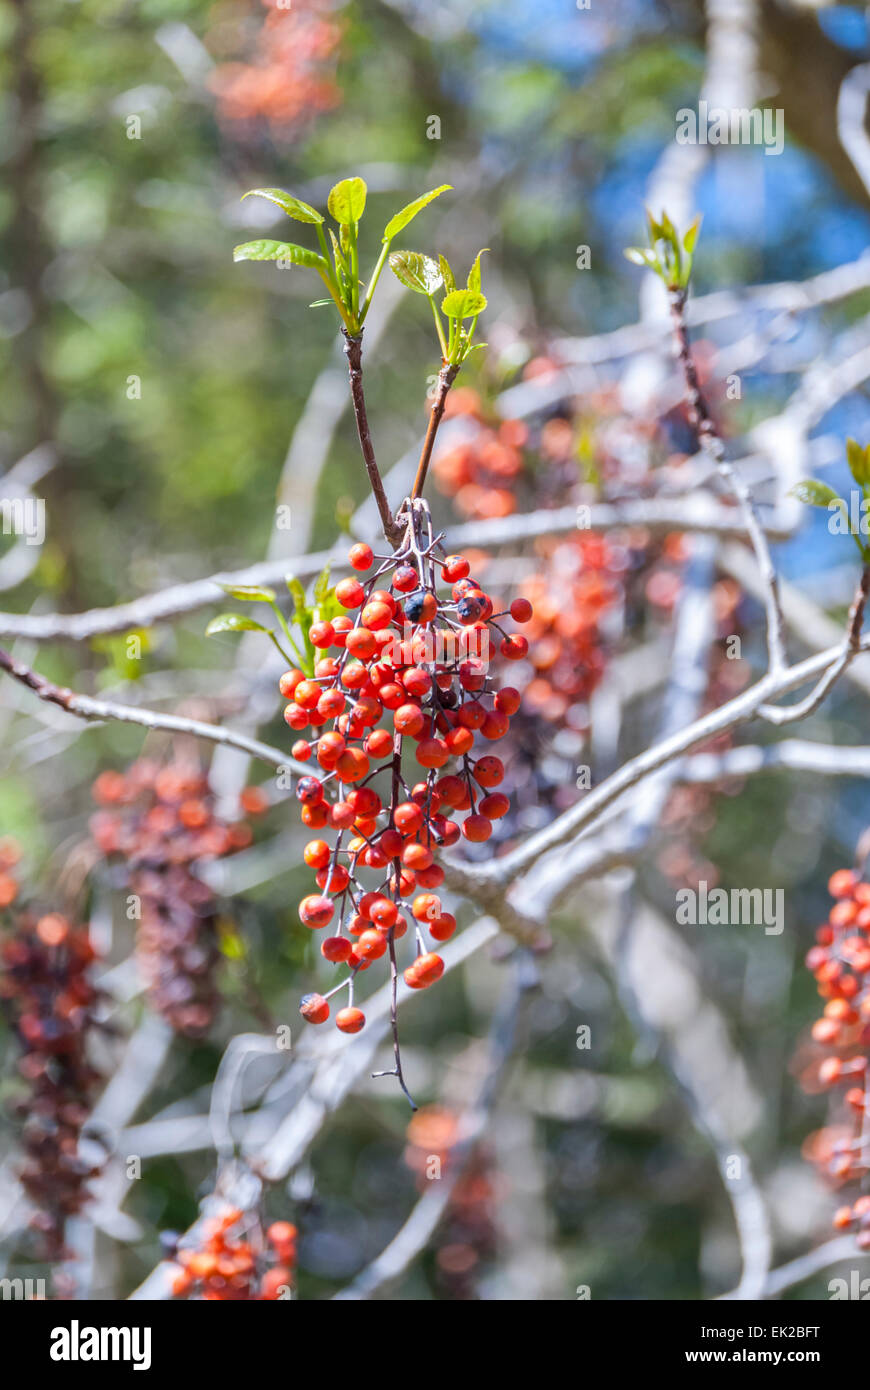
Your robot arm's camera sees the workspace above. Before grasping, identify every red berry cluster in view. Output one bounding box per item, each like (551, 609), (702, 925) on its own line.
(0, 905), (103, 1261)
(166, 1207), (297, 1300)
(90, 760), (265, 1037)
(285, 502), (531, 1037)
(803, 866), (870, 1245)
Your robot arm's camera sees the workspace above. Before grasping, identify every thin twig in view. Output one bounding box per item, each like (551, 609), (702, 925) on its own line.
(410, 362), (459, 501)
(758, 564), (870, 724)
(669, 285), (787, 674)
(0, 644), (304, 774)
(342, 331), (403, 547)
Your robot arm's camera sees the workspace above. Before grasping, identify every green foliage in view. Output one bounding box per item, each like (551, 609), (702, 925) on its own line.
(390, 247), (488, 365)
(240, 189), (323, 224)
(327, 176), (368, 225)
(232, 240), (328, 270)
(625, 210), (701, 291)
(236, 178), (451, 336)
(382, 185), (452, 242)
(206, 562), (339, 677)
(790, 440), (870, 561)
(388, 250), (442, 295)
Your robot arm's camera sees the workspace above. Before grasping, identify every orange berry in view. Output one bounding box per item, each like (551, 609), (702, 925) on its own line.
(349, 543), (373, 571)
(300, 992), (330, 1024)
(336, 1006), (366, 1033)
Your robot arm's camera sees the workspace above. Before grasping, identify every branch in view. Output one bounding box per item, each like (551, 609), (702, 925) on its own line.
(0, 500), (793, 644)
(669, 285), (786, 675)
(681, 739), (870, 784)
(0, 644), (306, 774)
(719, 1234), (869, 1301)
(478, 631), (870, 886)
(410, 362), (459, 501)
(342, 331), (403, 547)
(758, 564), (870, 724)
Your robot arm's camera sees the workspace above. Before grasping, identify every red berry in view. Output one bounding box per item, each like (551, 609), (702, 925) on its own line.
(416, 737), (450, 769)
(394, 703), (425, 737)
(369, 898), (398, 929)
(299, 895), (334, 929)
(300, 993), (329, 1024)
(279, 669), (304, 698)
(336, 1006), (365, 1034)
(296, 776), (324, 805)
(510, 597), (533, 623)
(303, 839), (331, 869)
(462, 814), (492, 842)
(321, 936), (352, 963)
(349, 543), (373, 571)
(393, 565), (419, 592)
(500, 634), (528, 660)
(356, 929), (387, 960)
(413, 893), (442, 922)
(429, 913), (456, 942)
(309, 620), (335, 648)
(441, 555), (470, 582)
(494, 687), (521, 716)
(336, 578), (365, 609)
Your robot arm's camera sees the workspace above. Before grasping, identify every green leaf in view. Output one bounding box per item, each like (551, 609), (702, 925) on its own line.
(466, 249), (488, 294)
(683, 215), (702, 254)
(438, 254), (456, 293)
(286, 574), (316, 675)
(327, 177), (367, 225)
(646, 209), (664, 243)
(659, 209), (678, 245)
(846, 438), (870, 488)
(389, 250), (443, 295)
(233, 240), (328, 270)
(286, 575), (310, 625)
(205, 613), (271, 637)
(788, 479), (842, 508)
(313, 562), (332, 610)
(309, 299), (332, 308)
(382, 184), (452, 242)
(441, 288), (487, 319)
(218, 583), (277, 604)
(241, 188), (323, 224)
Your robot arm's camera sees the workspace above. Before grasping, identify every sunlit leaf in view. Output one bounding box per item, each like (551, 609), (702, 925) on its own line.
(683, 215), (702, 254)
(327, 177), (367, 225)
(441, 288), (487, 319)
(218, 583), (277, 604)
(388, 250), (443, 295)
(241, 188), (323, 224)
(846, 438), (870, 488)
(788, 479), (842, 508)
(466, 248), (488, 294)
(205, 613), (270, 637)
(382, 184), (452, 242)
(233, 240), (328, 270)
(438, 254), (456, 293)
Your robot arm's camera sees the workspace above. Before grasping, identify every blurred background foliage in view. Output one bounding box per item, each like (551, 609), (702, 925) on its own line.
(2, 0), (870, 1300)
